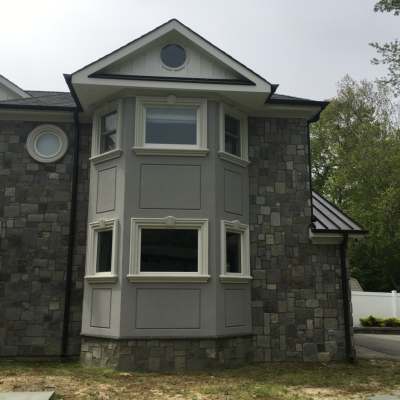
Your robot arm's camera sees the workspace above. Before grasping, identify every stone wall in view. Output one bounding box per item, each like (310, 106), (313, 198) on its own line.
(248, 117), (348, 362)
(0, 119), (90, 357)
(81, 335), (253, 371)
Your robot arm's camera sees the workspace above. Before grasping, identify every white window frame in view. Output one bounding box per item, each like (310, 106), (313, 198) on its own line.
(85, 218), (119, 283)
(220, 219), (252, 283)
(26, 124), (69, 163)
(128, 216), (209, 282)
(90, 100), (123, 164)
(219, 103), (249, 167)
(133, 96), (208, 157)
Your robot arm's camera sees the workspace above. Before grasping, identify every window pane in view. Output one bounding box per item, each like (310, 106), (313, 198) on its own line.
(36, 133), (61, 157)
(141, 229), (198, 272)
(161, 44), (186, 69)
(225, 114), (241, 157)
(145, 107), (197, 145)
(100, 132), (116, 153)
(226, 232), (241, 273)
(101, 112), (117, 134)
(96, 230), (113, 273)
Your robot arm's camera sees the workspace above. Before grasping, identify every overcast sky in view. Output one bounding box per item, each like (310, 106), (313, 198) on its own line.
(1, 0), (398, 100)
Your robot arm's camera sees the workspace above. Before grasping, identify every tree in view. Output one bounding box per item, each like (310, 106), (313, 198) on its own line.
(370, 0), (400, 95)
(311, 76), (400, 291)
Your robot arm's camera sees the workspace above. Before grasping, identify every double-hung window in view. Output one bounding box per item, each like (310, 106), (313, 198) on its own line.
(220, 220), (251, 282)
(86, 219), (119, 283)
(134, 96), (208, 156)
(128, 217), (209, 282)
(100, 112), (117, 153)
(91, 100), (122, 163)
(219, 104), (249, 166)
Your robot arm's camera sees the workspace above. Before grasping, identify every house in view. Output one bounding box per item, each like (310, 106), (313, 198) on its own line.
(0, 20), (366, 370)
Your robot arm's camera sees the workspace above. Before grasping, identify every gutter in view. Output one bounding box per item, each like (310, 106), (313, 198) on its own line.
(61, 109), (81, 357)
(340, 233), (355, 362)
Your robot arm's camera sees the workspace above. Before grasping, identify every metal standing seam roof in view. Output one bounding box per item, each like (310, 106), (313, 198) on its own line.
(311, 191), (366, 234)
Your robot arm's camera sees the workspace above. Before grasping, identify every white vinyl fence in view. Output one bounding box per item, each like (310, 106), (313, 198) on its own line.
(351, 290), (400, 327)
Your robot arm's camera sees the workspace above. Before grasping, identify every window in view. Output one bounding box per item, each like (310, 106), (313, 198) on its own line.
(220, 220), (251, 283)
(96, 230), (113, 273)
(161, 44), (186, 69)
(219, 104), (249, 166)
(128, 217), (209, 282)
(100, 112), (117, 153)
(224, 115), (241, 157)
(26, 125), (68, 163)
(226, 231), (241, 273)
(86, 219), (119, 283)
(145, 107), (197, 145)
(141, 229), (198, 272)
(91, 100), (122, 163)
(134, 96), (208, 156)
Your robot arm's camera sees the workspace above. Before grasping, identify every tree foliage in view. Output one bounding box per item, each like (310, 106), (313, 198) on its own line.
(311, 76), (400, 291)
(370, 0), (400, 95)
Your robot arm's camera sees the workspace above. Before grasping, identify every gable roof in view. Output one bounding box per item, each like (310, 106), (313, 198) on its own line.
(311, 191), (366, 235)
(71, 19), (273, 91)
(0, 75), (31, 100)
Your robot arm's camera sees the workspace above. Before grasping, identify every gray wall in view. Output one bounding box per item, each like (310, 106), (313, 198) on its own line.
(0, 119), (77, 356)
(81, 98), (252, 339)
(248, 118), (348, 362)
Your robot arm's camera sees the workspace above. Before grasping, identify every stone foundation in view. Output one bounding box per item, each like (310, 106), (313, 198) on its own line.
(81, 335), (253, 371)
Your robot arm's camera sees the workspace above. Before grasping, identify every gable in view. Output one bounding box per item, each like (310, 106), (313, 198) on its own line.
(0, 75), (30, 101)
(99, 31), (245, 82)
(70, 20), (274, 111)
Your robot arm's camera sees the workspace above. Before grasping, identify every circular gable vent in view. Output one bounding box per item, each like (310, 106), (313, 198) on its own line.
(160, 44), (186, 69)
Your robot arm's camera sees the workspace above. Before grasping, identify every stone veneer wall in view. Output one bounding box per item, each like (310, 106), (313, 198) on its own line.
(80, 336), (253, 371)
(0, 120), (90, 357)
(248, 117), (349, 362)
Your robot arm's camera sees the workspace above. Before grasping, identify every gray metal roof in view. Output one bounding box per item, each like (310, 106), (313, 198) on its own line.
(312, 191), (366, 234)
(0, 90), (76, 110)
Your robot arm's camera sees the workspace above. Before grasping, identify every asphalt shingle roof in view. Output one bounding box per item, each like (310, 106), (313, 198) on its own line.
(0, 90), (76, 110)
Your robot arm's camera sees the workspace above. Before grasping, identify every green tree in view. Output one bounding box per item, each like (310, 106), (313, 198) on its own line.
(370, 0), (400, 95)
(311, 76), (400, 291)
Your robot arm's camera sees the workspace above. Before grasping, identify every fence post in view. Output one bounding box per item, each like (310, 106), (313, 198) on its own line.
(392, 290), (398, 318)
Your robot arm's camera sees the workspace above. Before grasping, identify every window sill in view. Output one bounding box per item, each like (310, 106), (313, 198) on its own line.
(132, 147), (209, 157)
(127, 274), (210, 283)
(90, 149), (122, 165)
(219, 275), (253, 284)
(218, 151), (250, 168)
(85, 274), (118, 284)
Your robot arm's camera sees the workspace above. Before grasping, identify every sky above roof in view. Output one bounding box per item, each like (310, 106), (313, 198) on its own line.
(1, 0), (398, 100)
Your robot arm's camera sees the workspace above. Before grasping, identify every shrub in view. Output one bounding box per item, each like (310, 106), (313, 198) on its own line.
(360, 315), (400, 327)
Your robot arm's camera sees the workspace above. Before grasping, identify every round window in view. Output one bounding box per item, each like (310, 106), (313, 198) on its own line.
(160, 44), (186, 69)
(26, 125), (68, 163)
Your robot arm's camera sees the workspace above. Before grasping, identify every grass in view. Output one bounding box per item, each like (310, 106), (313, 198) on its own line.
(0, 359), (399, 399)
